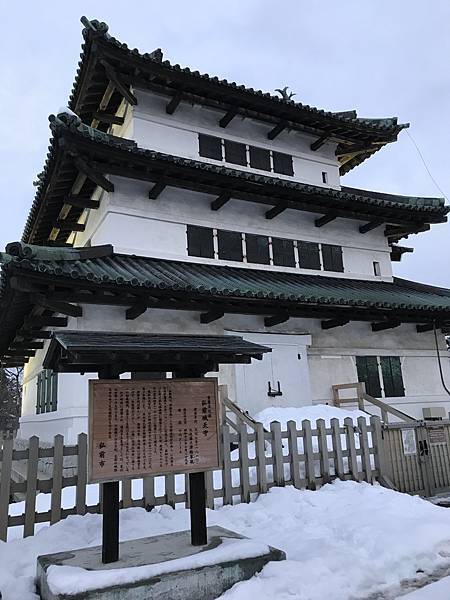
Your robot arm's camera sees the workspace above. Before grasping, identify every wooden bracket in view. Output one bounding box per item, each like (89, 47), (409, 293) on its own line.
(315, 213), (336, 228)
(93, 112), (125, 126)
(219, 107), (238, 128)
(166, 90), (183, 115)
(268, 120), (287, 140)
(310, 135), (328, 151)
(264, 314), (289, 327)
(200, 311), (224, 324)
(211, 193), (230, 211)
(65, 195), (100, 210)
(371, 320), (401, 332)
(99, 59), (138, 106)
(74, 157), (114, 193)
(148, 182), (166, 199)
(265, 205), (287, 220)
(125, 303), (147, 320)
(321, 319), (349, 330)
(359, 219), (384, 234)
(34, 295), (83, 318)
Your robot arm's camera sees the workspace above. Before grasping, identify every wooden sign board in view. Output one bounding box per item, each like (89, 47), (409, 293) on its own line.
(88, 378), (220, 483)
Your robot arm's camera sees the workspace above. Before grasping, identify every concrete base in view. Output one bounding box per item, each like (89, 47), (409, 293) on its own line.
(37, 526), (285, 600)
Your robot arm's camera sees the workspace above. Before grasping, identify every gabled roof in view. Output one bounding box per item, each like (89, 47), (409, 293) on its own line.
(68, 17), (408, 174)
(23, 113), (447, 246)
(1, 244), (450, 366)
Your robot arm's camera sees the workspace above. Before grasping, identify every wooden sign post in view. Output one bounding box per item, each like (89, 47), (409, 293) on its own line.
(88, 378), (220, 562)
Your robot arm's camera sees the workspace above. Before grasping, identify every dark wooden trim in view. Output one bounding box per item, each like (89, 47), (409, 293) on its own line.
(371, 320), (401, 332)
(125, 303), (147, 320)
(359, 219), (384, 234)
(65, 195), (100, 210)
(78, 245), (114, 260)
(17, 330), (53, 340)
(416, 323), (437, 333)
(74, 157), (115, 193)
(211, 193), (230, 211)
(336, 143), (375, 157)
(10, 341), (44, 350)
(219, 107), (238, 128)
(99, 59), (138, 106)
(315, 213), (336, 228)
(321, 318), (349, 330)
(200, 310), (224, 324)
(310, 135), (328, 151)
(268, 120), (287, 140)
(24, 316), (68, 328)
(34, 295), (83, 318)
(54, 221), (86, 232)
(93, 112), (125, 126)
(265, 205), (287, 220)
(166, 90), (183, 115)
(148, 182), (166, 199)
(264, 314), (289, 327)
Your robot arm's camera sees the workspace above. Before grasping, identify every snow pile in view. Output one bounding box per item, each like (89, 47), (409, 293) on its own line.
(255, 404), (369, 430)
(2, 481), (450, 599)
(402, 576), (450, 599)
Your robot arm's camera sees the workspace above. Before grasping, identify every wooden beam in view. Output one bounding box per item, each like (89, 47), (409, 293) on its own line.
(148, 182), (166, 199)
(74, 157), (115, 193)
(65, 195), (100, 210)
(24, 316), (68, 328)
(336, 143), (373, 157)
(99, 60), (138, 106)
(359, 219), (384, 234)
(125, 304), (147, 320)
(268, 120), (287, 140)
(264, 314), (289, 327)
(54, 221), (86, 232)
(321, 319), (349, 330)
(93, 112), (125, 126)
(315, 213), (336, 228)
(211, 193), (230, 211)
(200, 311), (224, 324)
(166, 90), (183, 115)
(17, 330), (52, 340)
(4, 349), (35, 357)
(416, 323), (437, 333)
(265, 205), (287, 220)
(10, 341), (44, 350)
(219, 107), (238, 128)
(310, 135), (328, 151)
(34, 296), (82, 318)
(371, 320), (401, 332)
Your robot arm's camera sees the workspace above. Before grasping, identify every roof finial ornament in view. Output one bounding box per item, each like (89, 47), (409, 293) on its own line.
(275, 86), (296, 102)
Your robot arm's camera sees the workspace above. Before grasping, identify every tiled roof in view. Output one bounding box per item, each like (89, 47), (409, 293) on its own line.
(2, 246), (450, 315)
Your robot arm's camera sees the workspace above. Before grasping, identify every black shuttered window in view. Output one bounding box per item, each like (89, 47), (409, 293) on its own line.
(322, 244), (344, 272)
(224, 140), (247, 166)
(198, 134), (222, 160)
(273, 151), (294, 176)
(246, 234), (270, 265)
(298, 241), (321, 270)
(249, 146), (271, 171)
(272, 238), (295, 267)
(356, 356), (382, 398)
(187, 225), (214, 258)
(380, 356), (405, 397)
(218, 230), (243, 261)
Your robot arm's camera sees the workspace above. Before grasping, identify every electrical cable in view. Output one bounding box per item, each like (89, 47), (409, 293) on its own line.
(433, 321), (450, 396)
(405, 130), (448, 202)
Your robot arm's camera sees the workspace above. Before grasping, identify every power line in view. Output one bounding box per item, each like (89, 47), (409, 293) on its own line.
(405, 129), (448, 202)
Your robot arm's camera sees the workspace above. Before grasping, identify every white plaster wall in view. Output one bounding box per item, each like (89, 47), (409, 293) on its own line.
(132, 88), (341, 189)
(78, 176), (392, 281)
(20, 307), (450, 440)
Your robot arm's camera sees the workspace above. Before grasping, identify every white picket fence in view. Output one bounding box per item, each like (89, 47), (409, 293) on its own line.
(0, 416), (385, 540)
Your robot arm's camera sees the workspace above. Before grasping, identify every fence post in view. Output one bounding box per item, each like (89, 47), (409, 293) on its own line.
(239, 424), (251, 503)
(24, 436), (39, 537)
(287, 420), (301, 489)
(165, 474), (176, 509)
(122, 479), (132, 508)
(344, 418), (359, 481)
(205, 470), (214, 509)
(255, 423), (268, 494)
(370, 416), (387, 481)
(222, 425), (233, 505)
(143, 476), (155, 511)
(50, 435), (64, 525)
(331, 418), (345, 480)
(76, 433), (87, 515)
(0, 438), (13, 541)
(316, 419), (331, 485)
(358, 417), (373, 483)
(302, 420), (316, 490)
(270, 422), (285, 487)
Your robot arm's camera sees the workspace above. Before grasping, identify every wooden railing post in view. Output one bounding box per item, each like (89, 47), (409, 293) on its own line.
(0, 438), (13, 541)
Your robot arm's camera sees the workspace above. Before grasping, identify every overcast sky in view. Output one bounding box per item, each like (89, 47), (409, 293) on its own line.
(1, 1), (448, 286)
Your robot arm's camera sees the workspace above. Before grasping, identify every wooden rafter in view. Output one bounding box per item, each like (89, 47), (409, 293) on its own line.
(371, 320), (401, 332)
(359, 219), (384, 234)
(54, 220), (86, 232)
(310, 135), (328, 151)
(34, 295), (82, 318)
(125, 303), (147, 320)
(166, 90), (183, 115)
(211, 193), (230, 211)
(219, 107), (238, 128)
(265, 204), (287, 220)
(99, 59), (138, 106)
(65, 195), (100, 210)
(148, 182), (166, 199)
(93, 112), (125, 126)
(321, 318), (349, 330)
(315, 213), (336, 228)
(74, 157), (115, 192)
(24, 315), (68, 328)
(264, 314), (289, 327)
(268, 120), (287, 140)
(200, 310), (224, 324)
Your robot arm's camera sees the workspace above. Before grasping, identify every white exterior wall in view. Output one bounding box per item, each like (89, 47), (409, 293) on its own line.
(75, 177), (393, 281)
(19, 306), (450, 442)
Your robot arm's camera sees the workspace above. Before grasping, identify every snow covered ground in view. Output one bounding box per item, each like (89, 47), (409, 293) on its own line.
(2, 481), (450, 599)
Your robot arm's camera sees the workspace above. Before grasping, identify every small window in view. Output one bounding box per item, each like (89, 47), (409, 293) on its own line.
(187, 225), (214, 258)
(249, 146), (271, 171)
(322, 171), (328, 184)
(373, 261), (381, 276)
(224, 140), (247, 166)
(322, 244), (344, 272)
(198, 134), (222, 160)
(298, 241), (321, 270)
(272, 237), (295, 267)
(246, 234), (270, 264)
(217, 230), (243, 261)
(356, 356), (381, 398)
(273, 151), (294, 176)
(36, 370), (58, 414)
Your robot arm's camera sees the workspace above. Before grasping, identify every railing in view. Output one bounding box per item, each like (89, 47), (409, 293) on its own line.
(0, 416), (384, 540)
(332, 382), (416, 423)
